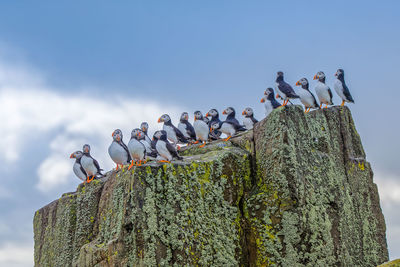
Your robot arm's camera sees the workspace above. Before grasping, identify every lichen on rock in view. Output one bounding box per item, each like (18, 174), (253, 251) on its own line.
(34, 105), (388, 267)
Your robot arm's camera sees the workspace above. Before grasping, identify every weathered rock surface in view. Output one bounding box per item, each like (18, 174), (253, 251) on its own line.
(34, 105), (388, 266)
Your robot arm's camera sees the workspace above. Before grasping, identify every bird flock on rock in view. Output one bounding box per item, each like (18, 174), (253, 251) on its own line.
(70, 69), (354, 183)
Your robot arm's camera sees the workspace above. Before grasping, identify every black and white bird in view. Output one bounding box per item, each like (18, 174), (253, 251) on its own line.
(158, 114), (188, 147)
(193, 111), (209, 148)
(242, 108), (258, 130)
(154, 130), (183, 162)
(178, 112), (196, 142)
(128, 128), (147, 169)
(140, 122), (152, 144)
(313, 71), (333, 109)
(210, 113), (246, 142)
(334, 69), (354, 106)
(295, 78), (319, 113)
(275, 71), (299, 106)
(137, 129), (157, 159)
(222, 107), (241, 125)
(69, 151), (87, 182)
(261, 88), (281, 117)
(81, 144), (103, 183)
(206, 109), (222, 140)
(108, 129), (131, 170)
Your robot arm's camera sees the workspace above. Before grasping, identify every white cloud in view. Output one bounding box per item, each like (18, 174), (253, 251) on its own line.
(374, 171), (400, 208)
(0, 242), (33, 267)
(0, 56), (183, 193)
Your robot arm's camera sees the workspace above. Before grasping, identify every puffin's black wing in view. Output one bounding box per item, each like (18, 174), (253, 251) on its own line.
(185, 122), (196, 140)
(278, 82), (299, 98)
(151, 139), (157, 150)
(327, 88), (334, 104)
(228, 120), (247, 132)
(173, 125), (189, 143)
(342, 83), (354, 103)
(271, 98), (281, 109)
(91, 156), (103, 174)
(166, 142), (183, 160)
(119, 141), (132, 162)
(310, 92), (320, 108)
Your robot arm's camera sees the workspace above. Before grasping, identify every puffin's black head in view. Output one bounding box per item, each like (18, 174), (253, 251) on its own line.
(82, 144), (90, 154)
(276, 71), (284, 82)
(140, 122), (149, 133)
(242, 107), (254, 117)
(153, 130), (167, 141)
(180, 112), (189, 122)
(206, 109), (219, 118)
(295, 78), (309, 89)
(112, 129), (123, 142)
(313, 71), (326, 82)
(262, 88), (275, 102)
(70, 151), (83, 159)
(210, 122), (221, 132)
(335, 69), (344, 79)
(194, 110), (203, 121)
(131, 128), (142, 140)
(222, 107), (235, 116)
(158, 114), (171, 123)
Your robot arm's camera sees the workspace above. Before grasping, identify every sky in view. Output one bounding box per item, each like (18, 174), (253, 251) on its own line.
(0, 1), (399, 266)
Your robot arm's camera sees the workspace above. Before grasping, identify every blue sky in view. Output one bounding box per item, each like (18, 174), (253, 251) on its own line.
(0, 1), (399, 265)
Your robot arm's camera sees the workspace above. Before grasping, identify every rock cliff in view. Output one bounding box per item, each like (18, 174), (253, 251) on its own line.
(33, 105), (388, 266)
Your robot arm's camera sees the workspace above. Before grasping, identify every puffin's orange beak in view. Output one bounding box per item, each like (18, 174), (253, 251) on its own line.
(242, 110), (246, 115)
(158, 118), (162, 123)
(222, 110), (227, 115)
(210, 128), (213, 133)
(205, 112), (209, 117)
(194, 117), (197, 121)
(112, 132), (115, 137)
(313, 75), (317, 80)
(138, 132), (142, 137)
(261, 98), (265, 103)
(70, 153), (75, 158)
(141, 127), (145, 131)
(295, 81), (301, 86)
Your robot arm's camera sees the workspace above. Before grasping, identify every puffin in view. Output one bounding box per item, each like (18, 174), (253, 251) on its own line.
(128, 128), (147, 169)
(140, 122), (152, 144)
(222, 107), (241, 125)
(108, 129), (131, 170)
(242, 107), (258, 130)
(205, 109), (222, 140)
(69, 151), (87, 182)
(275, 71), (300, 106)
(193, 110), (209, 148)
(313, 71), (333, 108)
(295, 78), (319, 113)
(137, 129), (157, 159)
(81, 144), (103, 183)
(209, 121), (238, 142)
(261, 88), (281, 117)
(158, 114), (188, 147)
(334, 69), (354, 106)
(154, 130), (183, 163)
(178, 112), (196, 142)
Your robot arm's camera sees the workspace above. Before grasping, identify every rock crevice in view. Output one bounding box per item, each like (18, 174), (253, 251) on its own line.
(34, 106), (388, 267)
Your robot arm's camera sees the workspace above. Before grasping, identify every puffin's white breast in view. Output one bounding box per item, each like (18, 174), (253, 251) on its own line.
(73, 162), (86, 181)
(156, 141), (172, 161)
(298, 89), (315, 108)
(315, 82), (331, 104)
(193, 120), (209, 141)
(128, 138), (145, 161)
(178, 123), (190, 138)
(243, 117), (254, 130)
(81, 156), (97, 176)
(163, 125), (178, 143)
(220, 122), (236, 137)
(108, 141), (129, 165)
(334, 79), (346, 100)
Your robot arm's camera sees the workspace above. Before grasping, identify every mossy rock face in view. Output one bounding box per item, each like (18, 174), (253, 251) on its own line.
(249, 105), (388, 266)
(33, 105), (389, 267)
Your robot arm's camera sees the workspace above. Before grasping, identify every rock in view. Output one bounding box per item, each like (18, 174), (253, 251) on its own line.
(378, 259), (400, 266)
(33, 105), (388, 266)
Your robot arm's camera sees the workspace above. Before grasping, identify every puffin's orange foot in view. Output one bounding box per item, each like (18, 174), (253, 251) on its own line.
(194, 140), (200, 144)
(128, 161), (135, 170)
(324, 105), (328, 109)
(224, 136), (232, 142)
(199, 142), (206, 148)
(158, 160), (171, 163)
(87, 176), (95, 183)
(177, 145), (181, 151)
(341, 100), (345, 106)
(116, 164), (120, 171)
